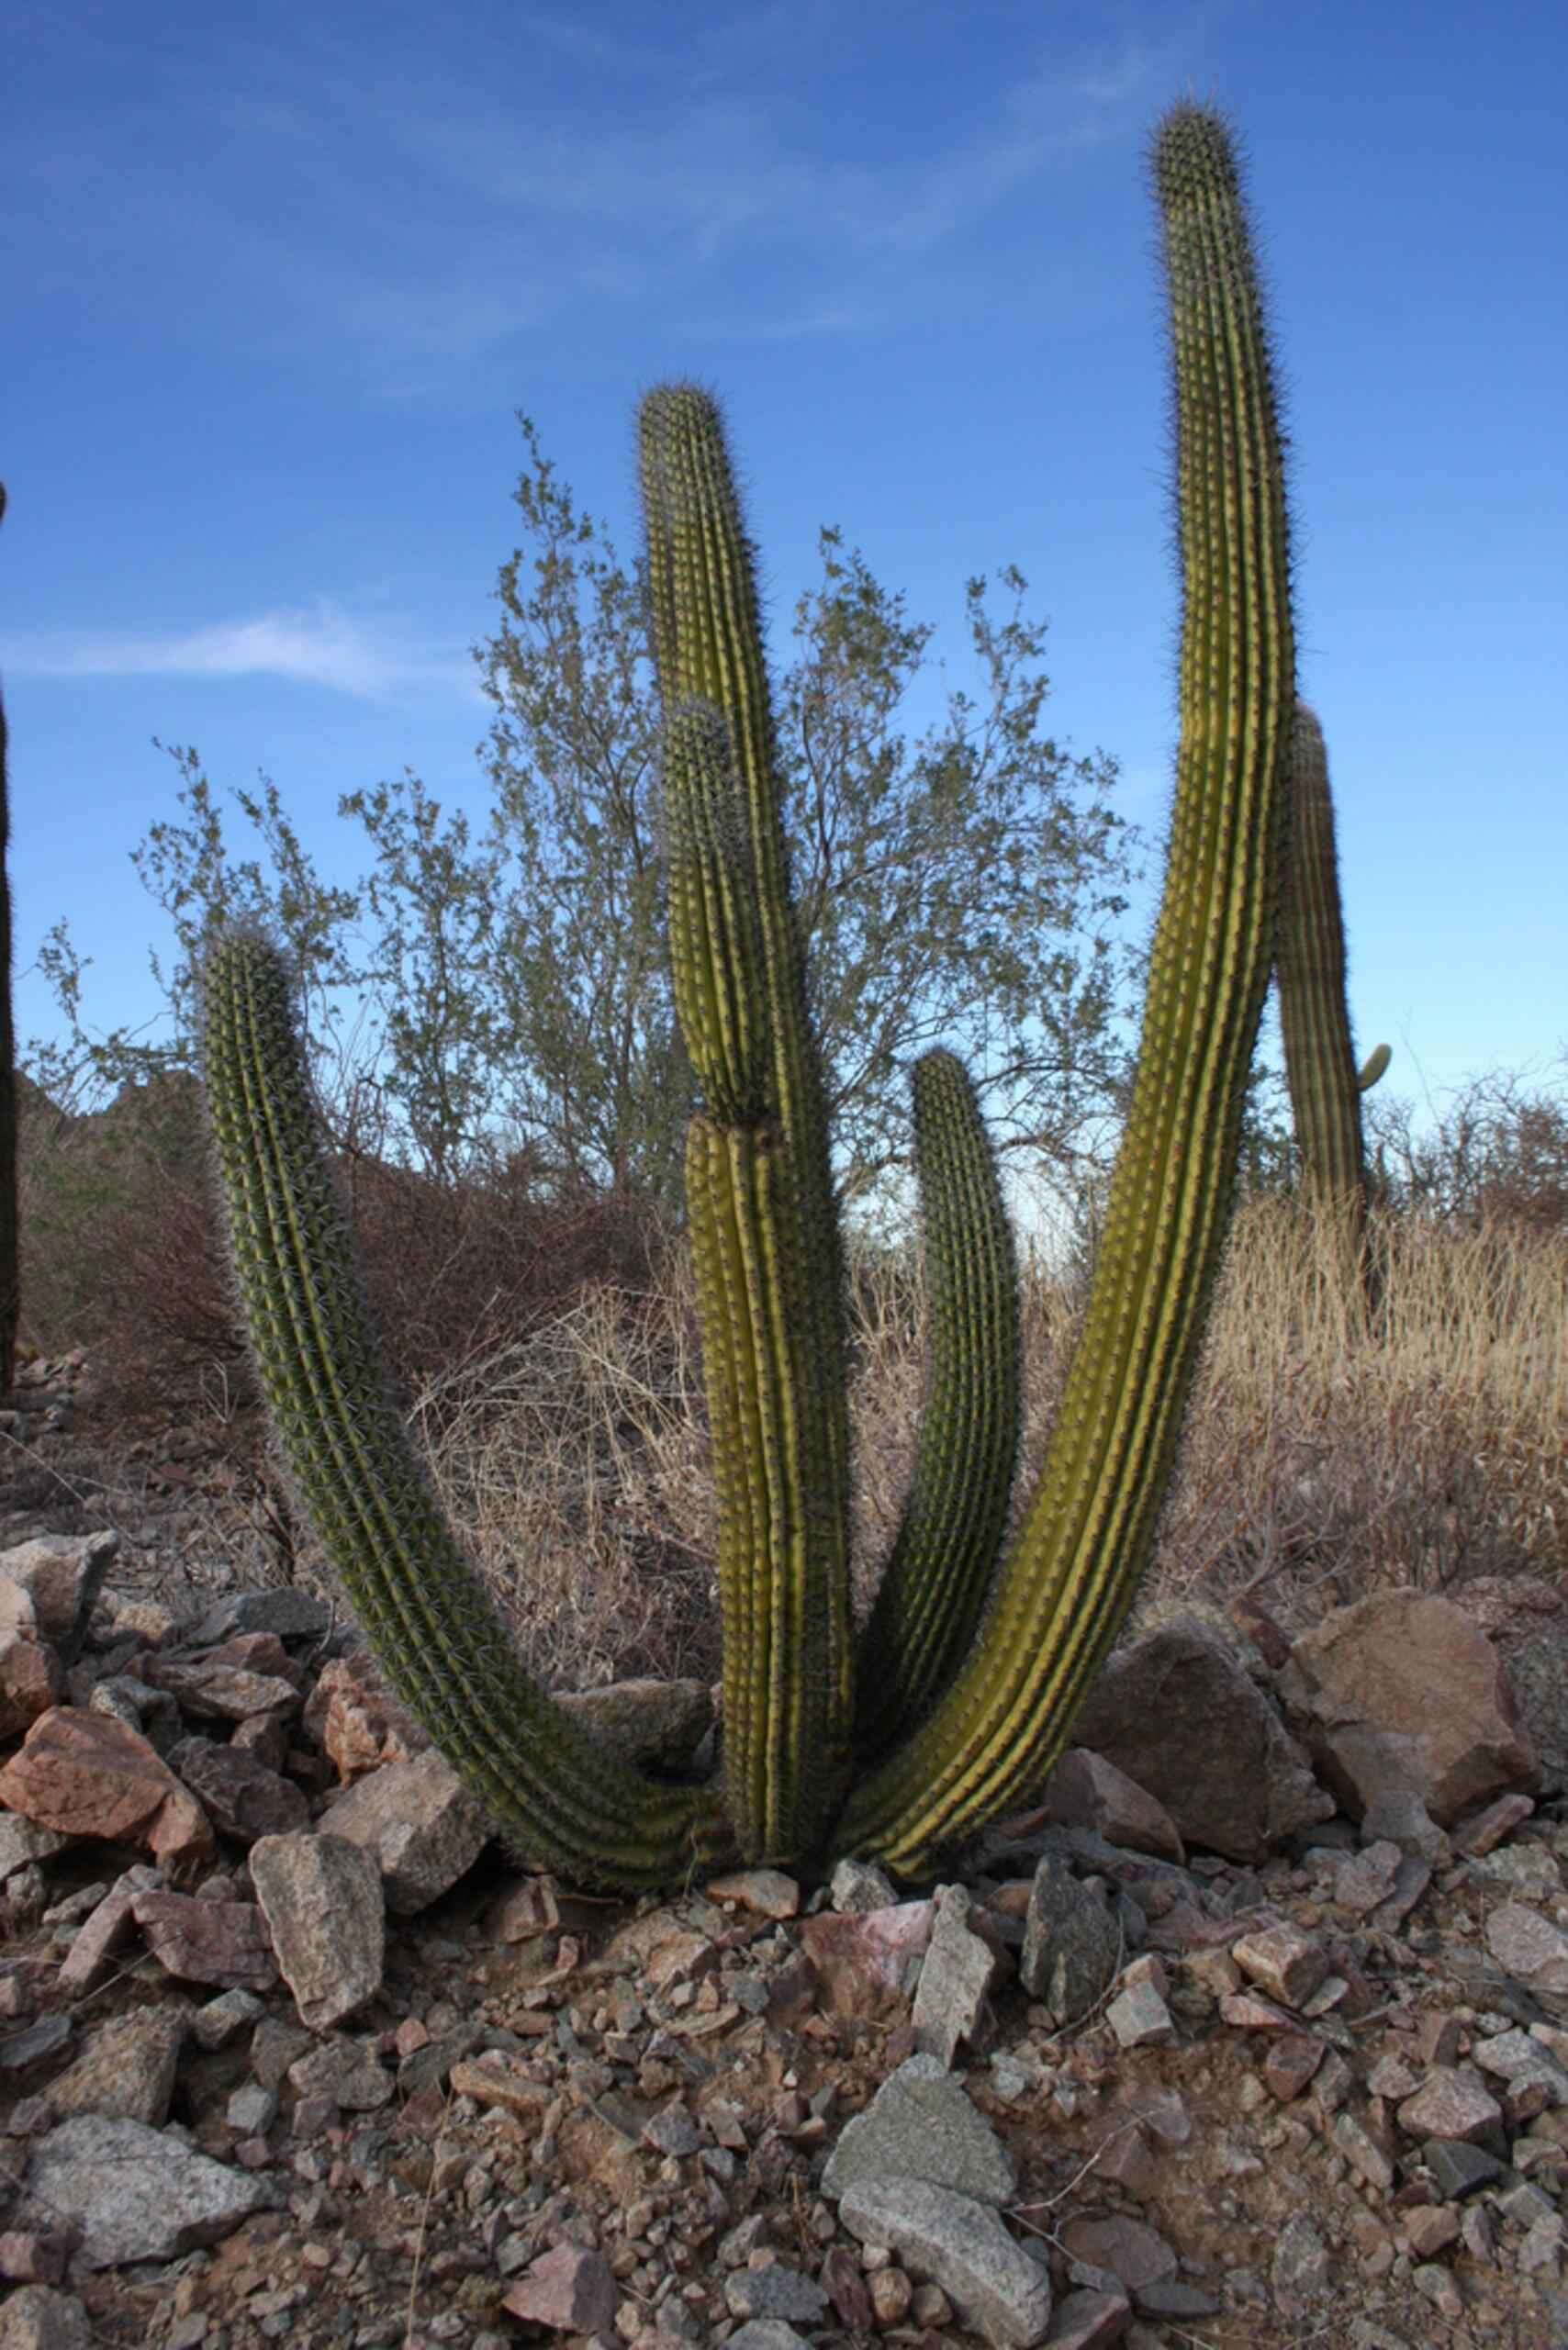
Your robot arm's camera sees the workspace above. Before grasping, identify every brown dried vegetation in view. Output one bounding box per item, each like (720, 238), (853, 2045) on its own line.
(13, 1072), (1566, 1710)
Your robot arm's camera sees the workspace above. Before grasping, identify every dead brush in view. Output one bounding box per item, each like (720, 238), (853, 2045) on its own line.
(398, 1187), (1566, 1699)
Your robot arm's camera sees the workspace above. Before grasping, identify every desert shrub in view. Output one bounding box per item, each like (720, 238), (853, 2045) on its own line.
(16, 1069), (677, 1443)
(1365, 1054), (1568, 1235)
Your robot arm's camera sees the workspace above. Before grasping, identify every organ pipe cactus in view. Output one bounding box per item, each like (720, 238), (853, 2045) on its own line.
(1276, 699), (1388, 1292)
(200, 99), (1301, 1891)
(0, 481), (17, 1398)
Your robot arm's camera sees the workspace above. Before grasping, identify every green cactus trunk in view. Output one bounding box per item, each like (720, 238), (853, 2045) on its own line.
(199, 97), (1312, 1895)
(1276, 699), (1386, 1305)
(639, 396), (857, 1859)
(0, 482), (17, 1397)
(832, 99), (1299, 1875)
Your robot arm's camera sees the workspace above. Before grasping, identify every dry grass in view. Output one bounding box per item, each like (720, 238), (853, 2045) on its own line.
(402, 1189), (1566, 1693)
(17, 1067), (1563, 1693)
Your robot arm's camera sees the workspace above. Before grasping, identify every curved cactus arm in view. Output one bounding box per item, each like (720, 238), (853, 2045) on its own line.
(1277, 700), (1374, 1207)
(641, 388), (855, 1853)
(1358, 1043), (1392, 1092)
(852, 1048), (1021, 1766)
(199, 927), (737, 1893)
(834, 100), (1298, 1878)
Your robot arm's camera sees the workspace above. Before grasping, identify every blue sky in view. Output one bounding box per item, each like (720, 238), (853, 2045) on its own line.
(6, 0), (1564, 1177)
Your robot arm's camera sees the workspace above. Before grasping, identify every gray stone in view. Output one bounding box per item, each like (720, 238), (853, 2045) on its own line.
(822, 2052), (1015, 2204)
(225, 2082), (278, 2134)
(45, 2007), (186, 2126)
(248, 1832), (385, 2030)
(912, 1884), (1002, 2064)
(828, 1856), (898, 1913)
(191, 1988), (268, 2052)
(1272, 2213), (1332, 2315)
(723, 2268), (829, 2323)
(1471, 2026), (1568, 2105)
(1486, 1899), (1568, 1994)
(190, 1590), (332, 1645)
(288, 2034), (396, 2111)
(1019, 1854), (1123, 2025)
(0, 1532), (118, 1664)
(165, 1737), (311, 1845)
(1420, 2138), (1504, 2198)
(0, 2285), (95, 2349)
(836, 2176), (1054, 2348)
(23, 2113), (274, 2266)
(0, 1817), (72, 1885)
(319, 1751), (491, 1914)
(0, 2014), (73, 2071)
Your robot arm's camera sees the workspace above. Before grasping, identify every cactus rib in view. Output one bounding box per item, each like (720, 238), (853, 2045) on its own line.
(1277, 701), (1380, 1205)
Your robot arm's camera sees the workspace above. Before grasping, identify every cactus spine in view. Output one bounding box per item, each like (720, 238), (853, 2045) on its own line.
(1276, 700), (1387, 1292)
(0, 482), (17, 1397)
(201, 99), (1302, 1891)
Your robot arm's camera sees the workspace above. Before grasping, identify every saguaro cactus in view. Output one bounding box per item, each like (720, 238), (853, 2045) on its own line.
(201, 99), (1301, 1891)
(0, 481), (17, 1398)
(1276, 699), (1388, 1292)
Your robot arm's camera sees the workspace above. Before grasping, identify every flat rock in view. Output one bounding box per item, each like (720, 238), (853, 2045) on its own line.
(835, 2175), (1054, 2348)
(822, 2051), (1016, 2203)
(1278, 1591), (1538, 1825)
(0, 1709), (215, 1874)
(22, 2114), (274, 2267)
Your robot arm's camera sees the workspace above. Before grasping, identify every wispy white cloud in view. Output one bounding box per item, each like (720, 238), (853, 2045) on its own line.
(3, 602), (485, 705)
(5, 7), (1186, 362)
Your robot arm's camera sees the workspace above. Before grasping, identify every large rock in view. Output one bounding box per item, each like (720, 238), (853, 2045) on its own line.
(1034, 1746), (1185, 1863)
(1277, 1590), (1539, 1826)
(22, 2114), (274, 2266)
(0, 1708), (215, 1874)
(835, 2177), (1054, 2348)
(1450, 1573), (1568, 1795)
(0, 1534), (118, 1665)
(248, 1831), (385, 2030)
(319, 1748), (492, 1913)
(1068, 1618), (1334, 1862)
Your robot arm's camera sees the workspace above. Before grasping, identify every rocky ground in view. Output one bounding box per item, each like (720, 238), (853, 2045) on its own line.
(3, 1348), (1568, 2350)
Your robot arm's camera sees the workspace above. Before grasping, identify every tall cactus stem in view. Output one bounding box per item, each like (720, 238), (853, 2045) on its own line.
(834, 100), (1298, 1876)
(1275, 699), (1383, 1305)
(641, 386), (855, 1853)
